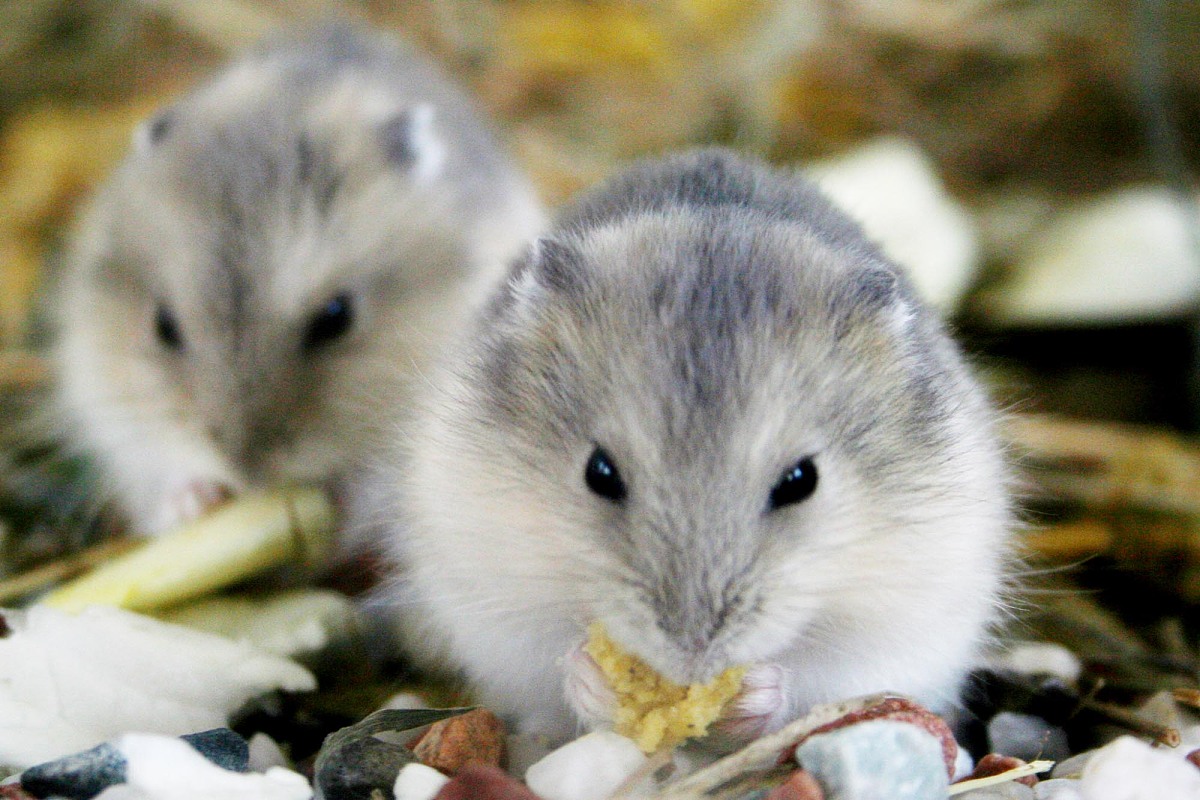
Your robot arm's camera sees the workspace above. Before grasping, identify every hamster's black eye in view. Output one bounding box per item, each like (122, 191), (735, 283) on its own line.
(303, 293), (354, 350)
(769, 457), (818, 510)
(585, 447), (626, 503)
(154, 304), (183, 350)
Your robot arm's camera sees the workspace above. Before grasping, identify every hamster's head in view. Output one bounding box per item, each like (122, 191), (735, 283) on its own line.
(407, 206), (1009, 724)
(56, 58), (501, 534)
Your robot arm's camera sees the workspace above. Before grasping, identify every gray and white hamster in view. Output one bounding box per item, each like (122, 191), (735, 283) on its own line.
(388, 149), (1013, 740)
(53, 23), (543, 537)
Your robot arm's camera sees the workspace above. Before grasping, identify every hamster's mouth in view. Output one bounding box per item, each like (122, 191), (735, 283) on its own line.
(563, 624), (784, 750)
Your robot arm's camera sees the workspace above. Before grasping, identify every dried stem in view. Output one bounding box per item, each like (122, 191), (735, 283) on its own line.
(0, 537), (140, 605)
(1078, 698), (1181, 747)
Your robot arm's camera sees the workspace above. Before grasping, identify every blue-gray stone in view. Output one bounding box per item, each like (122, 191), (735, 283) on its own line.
(179, 729), (249, 773)
(795, 719), (949, 800)
(20, 742), (126, 800)
(21, 728), (249, 799)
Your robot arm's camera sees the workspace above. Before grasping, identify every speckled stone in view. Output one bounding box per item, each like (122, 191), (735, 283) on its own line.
(412, 709), (505, 775)
(765, 770), (825, 800)
(20, 742), (125, 800)
(795, 719), (949, 800)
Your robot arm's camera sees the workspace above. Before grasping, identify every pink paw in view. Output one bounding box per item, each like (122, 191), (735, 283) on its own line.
(712, 664), (786, 739)
(563, 644), (616, 728)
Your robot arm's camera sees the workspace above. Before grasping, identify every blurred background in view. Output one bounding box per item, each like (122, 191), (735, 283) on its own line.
(2, 0), (1199, 421)
(1, 0), (1200, 756)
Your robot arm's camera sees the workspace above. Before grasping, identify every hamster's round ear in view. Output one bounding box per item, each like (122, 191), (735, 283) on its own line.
(133, 110), (174, 152)
(378, 103), (445, 183)
(492, 237), (582, 322)
(855, 264), (900, 310)
(517, 236), (583, 296)
(834, 262), (914, 338)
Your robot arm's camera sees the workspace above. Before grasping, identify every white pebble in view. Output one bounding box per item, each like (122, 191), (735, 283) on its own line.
(247, 733), (289, 772)
(1079, 735), (1200, 799)
(954, 746), (976, 781)
(525, 731), (646, 800)
(1033, 778), (1084, 800)
(393, 762), (450, 800)
(795, 719), (948, 799)
(986, 642), (1082, 685)
(94, 732), (311, 800)
(982, 186), (1200, 325)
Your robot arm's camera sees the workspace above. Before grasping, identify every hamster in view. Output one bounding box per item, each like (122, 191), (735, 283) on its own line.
(52, 23), (543, 538)
(387, 149), (1013, 741)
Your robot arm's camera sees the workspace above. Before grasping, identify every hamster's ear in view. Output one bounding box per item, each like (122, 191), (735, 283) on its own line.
(132, 109), (175, 153)
(494, 237), (582, 322)
(522, 237), (584, 295)
(378, 103), (445, 183)
(836, 261), (915, 338)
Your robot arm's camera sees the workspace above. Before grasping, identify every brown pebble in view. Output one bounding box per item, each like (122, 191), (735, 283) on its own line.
(1188, 748), (1200, 770)
(413, 708), (506, 775)
(0, 785), (37, 800)
(765, 769), (825, 800)
(962, 753), (1038, 787)
(788, 697), (958, 778)
(434, 763), (543, 800)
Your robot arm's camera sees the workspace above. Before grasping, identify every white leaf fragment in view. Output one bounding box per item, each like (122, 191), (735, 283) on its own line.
(92, 733), (312, 800)
(0, 604), (315, 769)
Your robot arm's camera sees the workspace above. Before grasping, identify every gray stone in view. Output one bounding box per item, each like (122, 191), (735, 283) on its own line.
(986, 712), (1071, 763)
(20, 742), (125, 800)
(1033, 778), (1085, 799)
(795, 719), (949, 799)
(954, 783), (1035, 799)
(1048, 751), (1093, 780)
(179, 728), (249, 773)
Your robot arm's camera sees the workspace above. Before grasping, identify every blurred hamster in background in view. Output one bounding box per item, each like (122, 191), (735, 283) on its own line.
(387, 149), (1013, 741)
(52, 22), (543, 541)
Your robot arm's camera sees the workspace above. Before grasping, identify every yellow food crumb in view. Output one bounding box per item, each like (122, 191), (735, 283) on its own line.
(584, 622), (746, 753)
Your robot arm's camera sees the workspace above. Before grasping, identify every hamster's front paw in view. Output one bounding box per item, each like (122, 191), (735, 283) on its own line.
(563, 641), (617, 729)
(155, 480), (235, 534)
(711, 664), (786, 740)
